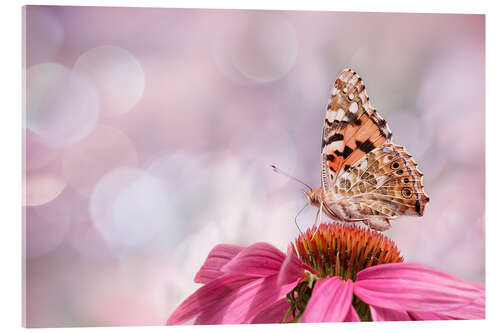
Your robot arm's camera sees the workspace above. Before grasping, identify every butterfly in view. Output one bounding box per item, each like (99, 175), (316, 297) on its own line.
(303, 68), (429, 231)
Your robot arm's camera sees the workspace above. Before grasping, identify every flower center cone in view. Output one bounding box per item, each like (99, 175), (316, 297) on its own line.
(285, 223), (404, 322)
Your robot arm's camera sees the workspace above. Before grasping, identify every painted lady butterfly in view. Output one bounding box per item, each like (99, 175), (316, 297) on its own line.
(304, 68), (429, 231)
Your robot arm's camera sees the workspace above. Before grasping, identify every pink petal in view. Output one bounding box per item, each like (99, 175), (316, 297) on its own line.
(344, 306), (360, 322)
(278, 245), (314, 285)
(250, 298), (292, 324)
(194, 244), (243, 284)
(194, 275), (297, 324)
(357, 263), (481, 287)
(300, 277), (354, 323)
(431, 298), (485, 320)
(468, 280), (486, 292)
(221, 242), (286, 277)
(369, 305), (412, 321)
(167, 274), (255, 325)
(409, 311), (454, 321)
(354, 263), (485, 313)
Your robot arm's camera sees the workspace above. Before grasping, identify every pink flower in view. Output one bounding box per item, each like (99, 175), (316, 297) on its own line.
(167, 223), (485, 324)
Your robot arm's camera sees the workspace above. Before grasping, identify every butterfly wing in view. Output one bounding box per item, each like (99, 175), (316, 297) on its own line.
(335, 143), (429, 219)
(320, 69), (429, 230)
(321, 69), (392, 193)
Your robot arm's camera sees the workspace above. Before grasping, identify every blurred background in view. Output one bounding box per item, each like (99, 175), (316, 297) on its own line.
(23, 6), (484, 327)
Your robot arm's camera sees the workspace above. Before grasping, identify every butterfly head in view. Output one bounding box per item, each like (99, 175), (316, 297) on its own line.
(305, 188), (323, 206)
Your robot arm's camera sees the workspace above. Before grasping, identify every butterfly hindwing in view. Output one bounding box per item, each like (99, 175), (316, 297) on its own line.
(335, 143), (429, 219)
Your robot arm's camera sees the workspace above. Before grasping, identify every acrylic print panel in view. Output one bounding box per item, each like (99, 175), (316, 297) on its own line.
(23, 5), (485, 327)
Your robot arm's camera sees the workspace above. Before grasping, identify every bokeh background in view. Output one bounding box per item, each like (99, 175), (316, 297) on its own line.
(23, 6), (485, 327)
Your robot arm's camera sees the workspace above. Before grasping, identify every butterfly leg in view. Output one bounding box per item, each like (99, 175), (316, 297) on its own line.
(363, 216), (392, 231)
(311, 201), (324, 237)
(314, 201), (324, 227)
(319, 201), (324, 225)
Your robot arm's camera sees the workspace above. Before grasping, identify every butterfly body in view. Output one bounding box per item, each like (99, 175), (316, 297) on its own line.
(309, 68), (429, 231)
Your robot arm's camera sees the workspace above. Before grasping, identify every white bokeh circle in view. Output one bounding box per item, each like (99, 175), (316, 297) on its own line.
(26, 62), (100, 148)
(90, 168), (173, 251)
(73, 45), (145, 116)
(23, 170), (66, 207)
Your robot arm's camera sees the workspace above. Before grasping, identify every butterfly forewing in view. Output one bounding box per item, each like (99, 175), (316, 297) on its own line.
(321, 69), (391, 192)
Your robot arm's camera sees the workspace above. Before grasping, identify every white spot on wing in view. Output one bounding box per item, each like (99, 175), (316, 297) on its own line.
(335, 108), (345, 121)
(326, 110), (336, 122)
(348, 93), (355, 100)
(358, 158), (368, 170)
(324, 141), (344, 152)
(349, 102), (358, 113)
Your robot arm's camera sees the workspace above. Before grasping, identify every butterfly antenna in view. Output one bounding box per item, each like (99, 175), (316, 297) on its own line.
(270, 165), (312, 191)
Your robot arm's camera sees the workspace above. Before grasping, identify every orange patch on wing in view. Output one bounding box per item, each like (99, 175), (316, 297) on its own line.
(344, 115), (375, 147)
(344, 150), (364, 168)
(328, 155), (344, 173)
(338, 114), (386, 171)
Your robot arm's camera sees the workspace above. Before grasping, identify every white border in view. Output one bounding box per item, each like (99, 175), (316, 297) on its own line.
(2, 0), (491, 13)
(2, 1), (497, 332)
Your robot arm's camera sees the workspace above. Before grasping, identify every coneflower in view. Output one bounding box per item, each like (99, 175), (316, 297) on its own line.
(167, 223), (485, 324)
